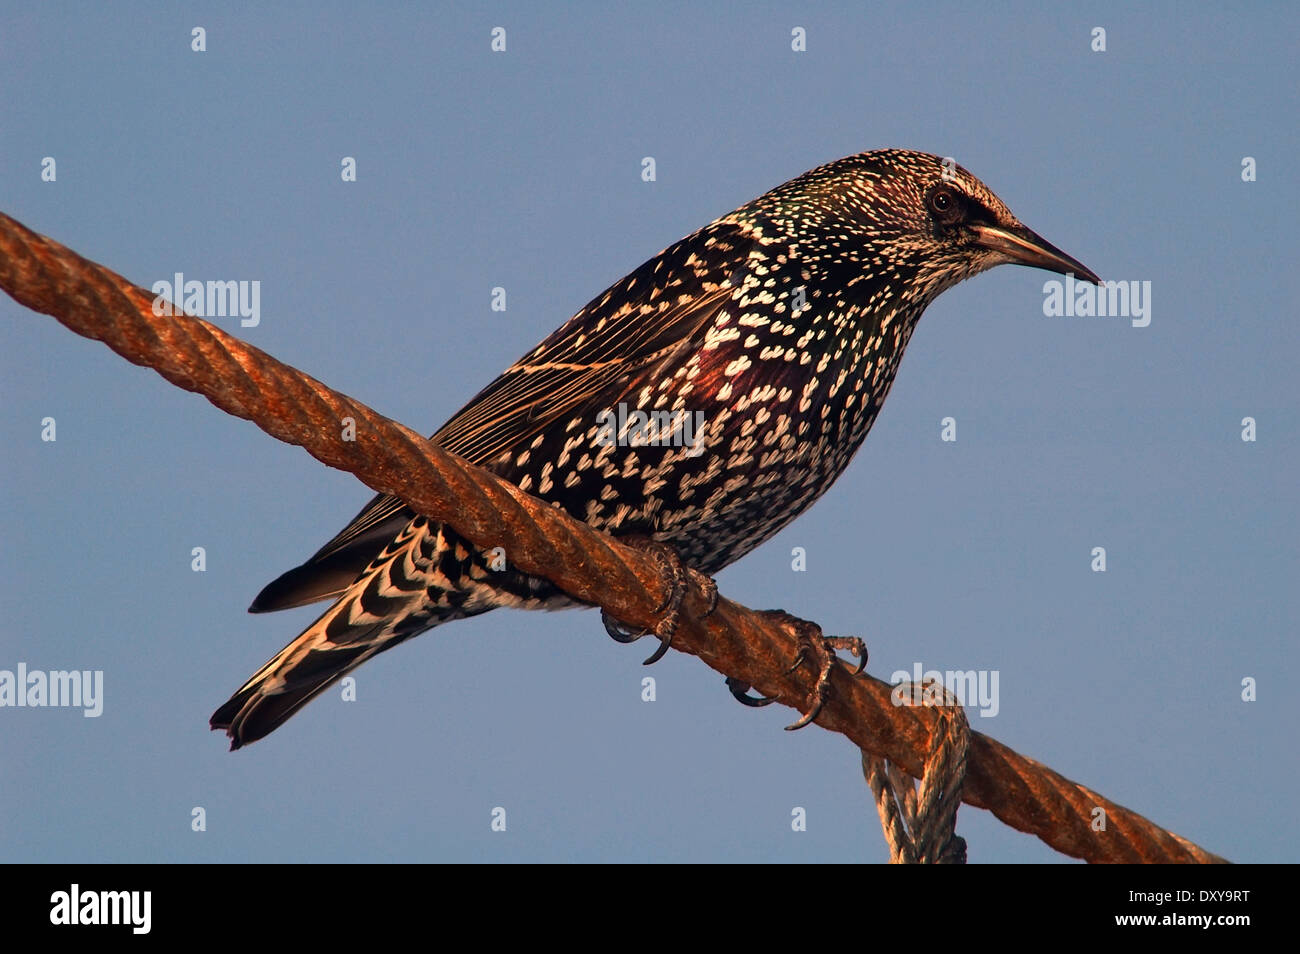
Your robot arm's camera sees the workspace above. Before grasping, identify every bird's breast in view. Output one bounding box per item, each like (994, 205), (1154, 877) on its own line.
(499, 295), (926, 574)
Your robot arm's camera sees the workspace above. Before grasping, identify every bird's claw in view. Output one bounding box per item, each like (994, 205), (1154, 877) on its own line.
(753, 609), (868, 730)
(600, 538), (717, 665)
(726, 676), (776, 707)
(602, 615), (645, 644)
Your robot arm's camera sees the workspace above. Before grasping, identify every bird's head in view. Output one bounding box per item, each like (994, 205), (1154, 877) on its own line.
(751, 148), (1100, 307)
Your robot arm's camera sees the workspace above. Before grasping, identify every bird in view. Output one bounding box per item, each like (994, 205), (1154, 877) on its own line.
(211, 148), (1099, 748)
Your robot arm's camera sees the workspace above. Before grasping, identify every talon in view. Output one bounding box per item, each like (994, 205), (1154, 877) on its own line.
(726, 676), (775, 707)
(835, 636), (869, 675)
(642, 635), (671, 666)
(602, 610), (646, 644)
(785, 700), (822, 731)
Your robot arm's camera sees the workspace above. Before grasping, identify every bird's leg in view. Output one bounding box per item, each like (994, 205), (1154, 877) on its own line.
(601, 537), (718, 665)
(738, 609), (867, 730)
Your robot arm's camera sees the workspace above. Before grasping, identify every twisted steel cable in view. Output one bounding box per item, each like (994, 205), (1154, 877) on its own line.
(0, 210), (1227, 864)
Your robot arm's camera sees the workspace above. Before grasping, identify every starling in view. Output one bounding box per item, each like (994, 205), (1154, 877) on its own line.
(212, 149), (1099, 747)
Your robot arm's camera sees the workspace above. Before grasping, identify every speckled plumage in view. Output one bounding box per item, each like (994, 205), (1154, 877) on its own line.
(212, 149), (1098, 747)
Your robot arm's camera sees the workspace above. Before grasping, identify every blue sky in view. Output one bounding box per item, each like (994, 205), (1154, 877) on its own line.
(2, 2), (1296, 862)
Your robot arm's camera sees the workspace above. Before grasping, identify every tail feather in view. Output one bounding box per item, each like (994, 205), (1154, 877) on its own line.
(210, 637), (383, 750)
(210, 615), (400, 749)
(214, 517), (572, 748)
(214, 517), (448, 748)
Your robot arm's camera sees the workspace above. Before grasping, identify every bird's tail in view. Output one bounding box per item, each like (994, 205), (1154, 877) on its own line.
(209, 603), (425, 750)
(212, 517), (573, 748)
(212, 517), (462, 749)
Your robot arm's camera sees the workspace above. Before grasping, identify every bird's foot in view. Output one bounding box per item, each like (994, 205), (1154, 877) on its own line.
(601, 538), (717, 665)
(738, 609), (866, 730)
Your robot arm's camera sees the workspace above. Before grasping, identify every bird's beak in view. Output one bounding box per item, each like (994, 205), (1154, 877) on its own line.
(971, 223), (1101, 285)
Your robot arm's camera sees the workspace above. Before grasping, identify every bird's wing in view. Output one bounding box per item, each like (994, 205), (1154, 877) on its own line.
(249, 221), (755, 612)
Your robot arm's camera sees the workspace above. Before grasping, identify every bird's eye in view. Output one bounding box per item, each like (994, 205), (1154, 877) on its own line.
(928, 187), (962, 224)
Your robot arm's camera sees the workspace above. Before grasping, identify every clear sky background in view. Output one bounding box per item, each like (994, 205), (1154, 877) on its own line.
(2, 2), (1296, 863)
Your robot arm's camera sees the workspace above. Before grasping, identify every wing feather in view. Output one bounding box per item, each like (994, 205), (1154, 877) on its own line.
(249, 221), (754, 612)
